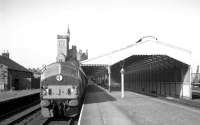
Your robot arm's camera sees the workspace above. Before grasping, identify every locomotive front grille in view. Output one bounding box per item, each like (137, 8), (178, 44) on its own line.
(42, 85), (78, 99)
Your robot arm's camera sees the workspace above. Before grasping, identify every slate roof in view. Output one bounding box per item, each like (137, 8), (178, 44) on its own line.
(0, 55), (31, 72)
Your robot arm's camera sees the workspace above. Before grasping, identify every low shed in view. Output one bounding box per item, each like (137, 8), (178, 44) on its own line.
(0, 53), (33, 90)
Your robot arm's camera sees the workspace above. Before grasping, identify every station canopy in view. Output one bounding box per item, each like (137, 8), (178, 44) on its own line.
(81, 38), (191, 68)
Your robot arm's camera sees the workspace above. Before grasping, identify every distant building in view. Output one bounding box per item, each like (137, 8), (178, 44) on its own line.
(192, 65), (200, 83)
(0, 51), (33, 90)
(77, 49), (88, 61)
(28, 68), (41, 89)
(69, 45), (78, 61)
(192, 73), (200, 83)
(56, 26), (88, 62)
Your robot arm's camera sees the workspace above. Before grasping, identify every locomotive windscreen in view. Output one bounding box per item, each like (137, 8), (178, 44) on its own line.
(41, 63), (59, 81)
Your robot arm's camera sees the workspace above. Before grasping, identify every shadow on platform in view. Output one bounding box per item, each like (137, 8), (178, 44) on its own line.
(84, 84), (116, 104)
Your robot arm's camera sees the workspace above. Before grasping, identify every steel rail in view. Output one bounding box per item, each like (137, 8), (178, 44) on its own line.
(41, 117), (77, 125)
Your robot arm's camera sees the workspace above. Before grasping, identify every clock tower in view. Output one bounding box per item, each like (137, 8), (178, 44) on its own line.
(56, 26), (70, 62)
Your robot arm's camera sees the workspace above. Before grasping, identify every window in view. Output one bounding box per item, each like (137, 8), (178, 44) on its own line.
(58, 39), (66, 47)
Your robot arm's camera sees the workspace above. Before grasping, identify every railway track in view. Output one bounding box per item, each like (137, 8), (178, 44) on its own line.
(0, 104), (41, 125)
(0, 100), (40, 120)
(0, 104), (79, 125)
(40, 117), (78, 125)
(0, 95), (82, 125)
(13, 112), (79, 125)
(0, 92), (40, 120)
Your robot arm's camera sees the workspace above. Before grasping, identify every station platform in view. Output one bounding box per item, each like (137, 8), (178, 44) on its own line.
(79, 81), (200, 125)
(0, 89), (40, 102)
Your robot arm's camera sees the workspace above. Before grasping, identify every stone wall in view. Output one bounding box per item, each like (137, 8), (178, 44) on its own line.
(0, 64), (8, 90)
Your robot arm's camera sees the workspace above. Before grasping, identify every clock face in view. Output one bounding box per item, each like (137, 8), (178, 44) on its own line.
(56, 74), (63, 81)
(57, 54), (65, 62)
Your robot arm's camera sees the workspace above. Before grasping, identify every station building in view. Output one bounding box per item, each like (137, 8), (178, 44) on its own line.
(0, 52), (33, 90)
(81, 37), (192, 99)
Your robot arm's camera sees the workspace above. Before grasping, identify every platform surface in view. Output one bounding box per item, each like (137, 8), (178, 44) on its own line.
(0, 89), (40, 102)
(79, 81), (200, 125)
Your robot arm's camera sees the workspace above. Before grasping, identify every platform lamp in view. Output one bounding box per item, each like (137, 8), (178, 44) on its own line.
(120, 60), (125, 98)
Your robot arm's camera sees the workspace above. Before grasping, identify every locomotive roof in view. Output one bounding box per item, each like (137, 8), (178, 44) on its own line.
(46, 61), (78, 68)
(41, 61), (86, 81)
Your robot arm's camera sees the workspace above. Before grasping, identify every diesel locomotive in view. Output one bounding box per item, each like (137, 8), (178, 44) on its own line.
(40, 61), (87, 118)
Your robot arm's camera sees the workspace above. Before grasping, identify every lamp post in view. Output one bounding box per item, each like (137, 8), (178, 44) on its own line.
(120, 60), (125, 98)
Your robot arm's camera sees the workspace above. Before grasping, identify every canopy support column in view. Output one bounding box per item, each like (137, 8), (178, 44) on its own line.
(107, 65), (111, 92)
(121, 67), (124, 98)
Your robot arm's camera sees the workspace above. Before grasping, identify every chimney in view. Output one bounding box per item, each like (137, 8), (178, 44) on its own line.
(72, 45), (77, 59)
(2, 50), (9, 58)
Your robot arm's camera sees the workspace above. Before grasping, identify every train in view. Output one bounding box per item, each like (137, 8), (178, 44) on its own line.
(40, 61), (87, 118)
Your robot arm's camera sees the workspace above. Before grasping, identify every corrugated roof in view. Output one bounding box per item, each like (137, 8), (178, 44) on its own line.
(0, 56), (31, 72)
(81, 39), (191, 66)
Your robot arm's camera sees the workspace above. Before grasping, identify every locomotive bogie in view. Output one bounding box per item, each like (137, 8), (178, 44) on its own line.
(41, 107), (54, 117)
(40, 98), (81, 118)
(40, 100), (50, 107)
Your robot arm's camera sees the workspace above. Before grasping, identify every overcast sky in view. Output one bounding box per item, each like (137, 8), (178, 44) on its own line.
(0, 0), (200, 70)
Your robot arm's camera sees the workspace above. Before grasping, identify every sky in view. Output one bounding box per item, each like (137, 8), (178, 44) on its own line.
(0, 0), (200, 71)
